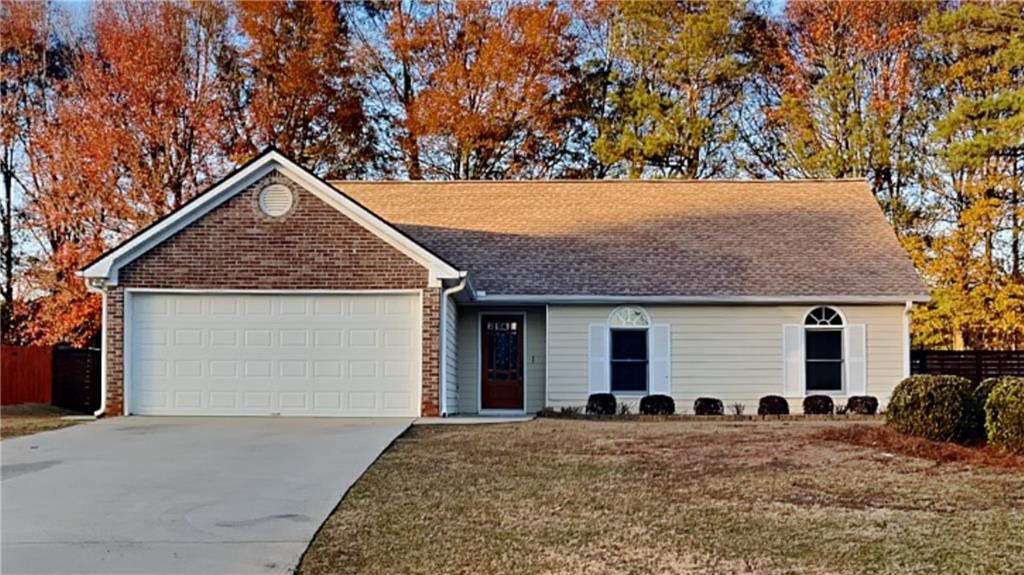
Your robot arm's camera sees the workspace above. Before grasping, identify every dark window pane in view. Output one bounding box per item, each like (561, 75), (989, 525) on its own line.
(611, 362), (647, 392)
(806, 361), (842, 391)
(806, 330), (842, 360)
(611, 330), (647, 360)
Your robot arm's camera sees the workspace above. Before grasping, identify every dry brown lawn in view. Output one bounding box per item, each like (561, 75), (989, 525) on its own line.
(0, 404), (84, 439)
(300, 419), (1024, 575)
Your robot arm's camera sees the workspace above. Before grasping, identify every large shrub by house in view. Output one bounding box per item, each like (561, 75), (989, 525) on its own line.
(972, 377), (1003, 438)
(886, 375), (976, 443)
(985, 377), (1024, 454)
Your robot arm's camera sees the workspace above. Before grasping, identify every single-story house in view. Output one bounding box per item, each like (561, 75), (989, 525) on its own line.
(80, 148), (929, 417)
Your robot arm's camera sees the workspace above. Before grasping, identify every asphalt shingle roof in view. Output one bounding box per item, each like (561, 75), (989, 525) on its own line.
(334, 179), (928, 299)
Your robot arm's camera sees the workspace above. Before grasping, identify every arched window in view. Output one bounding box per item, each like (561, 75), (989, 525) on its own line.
(804, 306), (844, 327)
(804, 306), (844, 392)
(609, 306), (650, 328)
(608, 306), (649, 393)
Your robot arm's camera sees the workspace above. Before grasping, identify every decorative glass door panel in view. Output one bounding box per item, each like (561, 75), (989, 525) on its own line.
(481, 315), (524, 410)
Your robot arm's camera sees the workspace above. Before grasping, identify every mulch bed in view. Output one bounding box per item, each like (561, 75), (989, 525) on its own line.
(537, 410), (882, 422)
(816, 424), (1024, 470)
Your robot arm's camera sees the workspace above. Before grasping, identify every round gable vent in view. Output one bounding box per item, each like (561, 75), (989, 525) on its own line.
(258, 183), (294, 217)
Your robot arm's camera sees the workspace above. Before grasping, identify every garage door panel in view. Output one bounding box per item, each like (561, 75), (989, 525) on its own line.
(129, 293), (420, 416)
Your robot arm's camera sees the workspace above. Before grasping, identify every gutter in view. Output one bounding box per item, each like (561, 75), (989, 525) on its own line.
(903, 301), (913, 378)
(473, 294), (931, 305)
(439, 275), (469, 417)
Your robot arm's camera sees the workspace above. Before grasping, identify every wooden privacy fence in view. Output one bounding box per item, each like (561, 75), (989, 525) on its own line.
(1, 345), (53, 405)
(910, 350), (1024, 383)
(1, 345), (101, 412)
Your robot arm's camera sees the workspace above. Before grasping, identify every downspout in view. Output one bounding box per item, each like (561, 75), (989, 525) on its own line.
(439, 275), (468, 417)
(84, 280), (108, 418)
(903, 301), (913, 379)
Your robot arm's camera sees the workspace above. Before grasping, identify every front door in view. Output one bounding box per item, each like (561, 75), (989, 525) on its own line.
(480, 314), (524, 410)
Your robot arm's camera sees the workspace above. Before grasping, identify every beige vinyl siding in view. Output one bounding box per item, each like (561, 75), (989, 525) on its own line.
(443, 295), (459, 414)
(456, 306), (546, 413)
(546, 304), (906, 413)
(525, 308), (546, 413)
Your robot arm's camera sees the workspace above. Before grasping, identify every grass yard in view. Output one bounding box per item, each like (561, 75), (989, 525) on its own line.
(0, 404), (85, 439)
(300, 419), (1024, 575)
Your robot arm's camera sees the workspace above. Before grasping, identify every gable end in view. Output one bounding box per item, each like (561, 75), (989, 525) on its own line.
(119, 170), (431, 290)
(81, 149), (462, 287)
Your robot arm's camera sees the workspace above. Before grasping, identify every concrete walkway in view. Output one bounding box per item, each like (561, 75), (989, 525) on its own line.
(1, 417), (410, 574)
(414, 414), (536, 425)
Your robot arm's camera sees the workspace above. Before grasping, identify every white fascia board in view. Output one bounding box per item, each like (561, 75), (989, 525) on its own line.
(472, 293), (931, 305)
(81, 150), (462, 284)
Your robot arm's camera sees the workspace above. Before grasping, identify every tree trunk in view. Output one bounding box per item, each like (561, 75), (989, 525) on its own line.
(1011, 165), (1021, 277)
(1, 162), (14, 343)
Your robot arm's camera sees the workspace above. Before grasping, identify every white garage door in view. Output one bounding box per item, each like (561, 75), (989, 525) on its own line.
(127, 292), (421, 416)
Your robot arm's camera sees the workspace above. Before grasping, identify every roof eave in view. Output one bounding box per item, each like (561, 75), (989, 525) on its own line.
(470, 293), (930, 305)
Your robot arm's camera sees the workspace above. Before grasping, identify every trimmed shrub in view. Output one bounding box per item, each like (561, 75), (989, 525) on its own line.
(985, 377), (1024, 454)
(886, 375), (976, 443)
(972, 378), (1003, 438)
(802, 395), (834, 415)
(640, 395), (676, 415)
(693, 397), (724, 416)
(757, 395), (789, 415)
(586, 393), (617, 415)
(846, 395), (879, 415)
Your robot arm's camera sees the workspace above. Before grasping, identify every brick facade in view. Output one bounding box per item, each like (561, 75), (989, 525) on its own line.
(420, 288), (441, 417)
(103, 170), (441, 416)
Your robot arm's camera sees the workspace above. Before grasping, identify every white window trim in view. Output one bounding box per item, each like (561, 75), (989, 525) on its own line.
(802, 305), (846, 396)
(608, 305), (651, 328)
(609, 325), (650, 395)
(804, 325), (845, 395)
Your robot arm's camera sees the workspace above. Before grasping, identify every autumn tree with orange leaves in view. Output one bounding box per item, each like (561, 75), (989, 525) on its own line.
(1, 1), (74, 344)
(231, 0), (376, 178)
(359, 0), (577, 179)
(742, 0), (932, 232)
(2, 0), (1023, 350)
(15, 2), (237, 345)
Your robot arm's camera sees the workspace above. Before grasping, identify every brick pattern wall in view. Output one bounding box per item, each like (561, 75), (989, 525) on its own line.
(105, 287), (125, 415)
(103, 170), (440, 416)
(119, 171), (430, 289)
(421, 288), (441, 417)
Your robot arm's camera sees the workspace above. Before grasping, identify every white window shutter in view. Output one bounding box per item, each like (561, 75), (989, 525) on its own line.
(588, 324), (610, 394)
(648, 324), (671, 395)
(845, 324), (867, 396)
(783, 325), (804, 396)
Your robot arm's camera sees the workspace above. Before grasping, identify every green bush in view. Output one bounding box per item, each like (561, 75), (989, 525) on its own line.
(802, 395), (834, 415)
(640, 395), (675, 415)
(886, 375), (976, 443)
(586, 393), (617, 415)
(846, 395), (879, 415)
(757, 395), (789, 415)
(693, 397), (724, 416)
(985, 377), (1024, 454)
(971, 378), (1003, 438)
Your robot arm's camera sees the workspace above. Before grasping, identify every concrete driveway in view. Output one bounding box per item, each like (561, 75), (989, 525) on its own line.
(1, 417), (411, 574)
